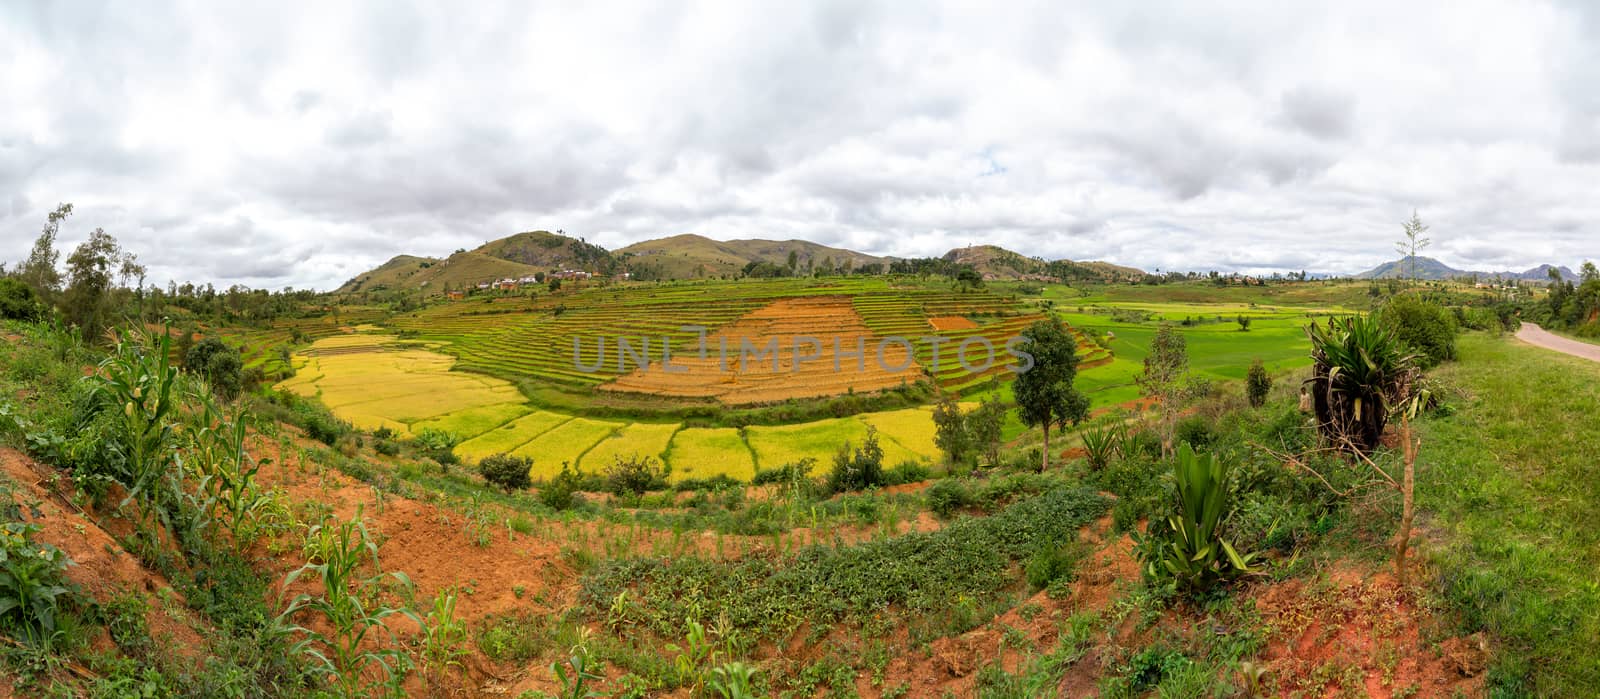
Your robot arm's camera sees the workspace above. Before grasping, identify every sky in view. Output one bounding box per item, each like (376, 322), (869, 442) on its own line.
(3, 1), (1598, 291)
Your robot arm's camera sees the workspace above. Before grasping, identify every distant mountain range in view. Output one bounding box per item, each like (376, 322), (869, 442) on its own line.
(335, 231), (1145, 295)
(1354, 256), (1576, 282)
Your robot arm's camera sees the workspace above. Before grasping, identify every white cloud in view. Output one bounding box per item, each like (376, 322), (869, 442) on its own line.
(1, 0), (1597, 289)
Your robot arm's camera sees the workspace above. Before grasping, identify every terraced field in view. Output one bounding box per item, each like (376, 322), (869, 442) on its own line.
(385, 277), (1091, 398)
(276, 332), (948, 481)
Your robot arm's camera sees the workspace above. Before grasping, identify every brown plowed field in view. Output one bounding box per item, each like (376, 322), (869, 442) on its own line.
(927, 315), (979, 330)
(598, 296), (923, 405)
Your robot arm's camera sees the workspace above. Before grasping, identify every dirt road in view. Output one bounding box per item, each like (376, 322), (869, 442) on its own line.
(1514, 323), (1600, 363)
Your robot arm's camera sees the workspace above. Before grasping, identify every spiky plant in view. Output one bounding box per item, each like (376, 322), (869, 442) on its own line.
(1304, 315), (1417, 454)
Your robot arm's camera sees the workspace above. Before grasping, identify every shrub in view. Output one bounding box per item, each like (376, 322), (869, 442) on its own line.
(0, 522), (79, 647)
(926, 479), (974, 519)
(1378, 294), (1458, 369)
(413, 428), (460, 465)
(479, 453), (534, 492)
(539, 464), (585, 511)
(884, 460), (930, 486)
(373, 439), (400, 456)
(1173, 415), (1216, 450)
(1246, 358), (1271, 408)
(1025, 542), (1084, 590)
(826, 427), (886, 494)
(605, 454), (670, 496)
(751, 458), (815, 486)
(0, 278), (46, 322)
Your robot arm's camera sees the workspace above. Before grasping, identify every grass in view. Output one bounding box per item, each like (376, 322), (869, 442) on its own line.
(665, 428), (757, 481)
(1421, 332), (1600, 695)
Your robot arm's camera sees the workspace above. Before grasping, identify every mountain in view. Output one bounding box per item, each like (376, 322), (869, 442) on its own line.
(942, 244), (1144, 282)
(1354, 256), (1576, 282)
(616, 234), (883, 280)
(335, 230), (1147, 294)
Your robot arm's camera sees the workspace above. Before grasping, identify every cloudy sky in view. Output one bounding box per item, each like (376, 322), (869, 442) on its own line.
(3, 1), (1598, 290)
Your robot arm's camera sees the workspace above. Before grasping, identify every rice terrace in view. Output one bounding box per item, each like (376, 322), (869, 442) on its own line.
(4, 4), (1600, 699)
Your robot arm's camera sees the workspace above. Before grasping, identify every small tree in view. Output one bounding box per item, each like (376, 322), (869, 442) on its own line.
(931, 394), (972, 465)
(1012, 317), (1091, 471)
(1395, 210), (1432, 283)
(1236, 315), (1251, 332)
(16, 203), (70, 302)
(826, 427), (885, 493)
(184, 337), (244, 400)
(1246, 359), (1271, 408)
(62, 228), (126, 342)
(605, 454), (670, 496)
(1136, 323), (1196, 457)
(967, 397), (1006, 469)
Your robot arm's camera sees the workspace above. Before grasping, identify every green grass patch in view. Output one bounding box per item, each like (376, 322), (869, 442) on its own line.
(1421, 333), (1600, 695)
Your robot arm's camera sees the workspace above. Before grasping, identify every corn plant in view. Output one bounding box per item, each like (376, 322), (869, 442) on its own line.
(552, 650), (604, 699)
(88, 330), (181, 522)
(1079, 424), (1123, 470)
(0, 523), (77, 648)
(708, 661), (761, 699)
(185, 388), (276, 550)
(276, 513), (421, 697)
(416, 588), (469, 694)
(1132, 443), (1261, 593)
(668, 618), (718, 691)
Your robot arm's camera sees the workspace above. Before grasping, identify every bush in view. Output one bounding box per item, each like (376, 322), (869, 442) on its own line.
(605, 454), (670, 496)
(825, 427), (886, 494)
(1378, 294), (1458, 369)
(1246, 358), (1271, 408)
(1131, 444), (1260, 595)
(539, 464), (585, 511)
(884, 460), (931, 486)
(0, 278), (46, 322)
(479, 453), (534, 492)
(752, 458), (816, 487)
(1080, 424), (1123, 470)
(1173, 415), (1216, 450)
(927, 479), (974, 519)
(0, 522), (79, 646)
(1025, 542), (1084, 590)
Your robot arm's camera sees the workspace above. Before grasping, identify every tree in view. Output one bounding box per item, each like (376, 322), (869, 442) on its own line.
(968, 397), (1006, 469)
(1236, 315), (1251, 332)
(955, 267), (983, 292)
(185, 337), (244, 400)
(931, 394), (972, 465)
(1011, 317), (1091, 471)
(17, 203), (71, 300)
(1136, 323), (1195, 457)
(62, 228), (125, 342)
(786, 250), (799, 273)
(1395, 210), (1431, 283)
(1246, 358), (1271, 408)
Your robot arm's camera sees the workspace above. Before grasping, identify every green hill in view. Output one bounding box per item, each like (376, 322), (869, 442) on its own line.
(616, 234), (884, 280)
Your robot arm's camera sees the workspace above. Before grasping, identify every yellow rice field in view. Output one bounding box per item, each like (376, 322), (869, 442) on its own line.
(279, 332), (948, 481)
(453, 411), (572, 462)
(665, 428), (757, 482)
(509, 417), (625, 478)
(580, 422), (680, 472)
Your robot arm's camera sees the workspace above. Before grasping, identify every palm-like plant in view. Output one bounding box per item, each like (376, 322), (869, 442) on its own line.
(1133, 443), (1260, 593)
(1304, 315), (1417, 454)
